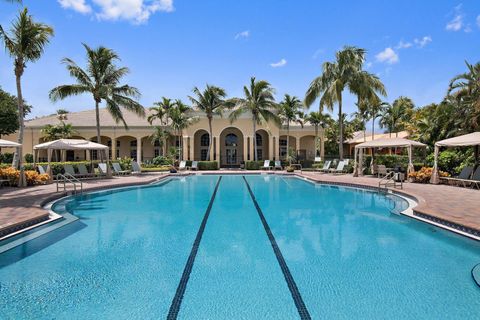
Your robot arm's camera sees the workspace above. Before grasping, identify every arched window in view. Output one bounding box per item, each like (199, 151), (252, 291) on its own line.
(225, 133), (238, 146)
(256, 133), (263, 147)
(200, 133), (210, 146)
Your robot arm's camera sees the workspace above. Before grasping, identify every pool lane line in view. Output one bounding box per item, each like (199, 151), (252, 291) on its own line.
(167, 176), (222, 320)
(242, 176), (312, 320)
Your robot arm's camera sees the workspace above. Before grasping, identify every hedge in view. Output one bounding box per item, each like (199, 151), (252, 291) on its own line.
(198, 161), (218, 170)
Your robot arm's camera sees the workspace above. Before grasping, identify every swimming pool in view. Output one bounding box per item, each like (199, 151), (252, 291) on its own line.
(1, 175), (479, 319)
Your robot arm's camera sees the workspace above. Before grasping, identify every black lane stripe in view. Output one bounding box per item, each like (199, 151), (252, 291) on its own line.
(243, 176), (312, 320)
(167, 176), (222, 320)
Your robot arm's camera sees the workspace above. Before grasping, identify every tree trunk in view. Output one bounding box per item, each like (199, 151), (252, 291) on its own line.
(95, 100), (101, 144)
(286, 123), (290, 165)
(314, 125), (319, 157)
(371, 118), (375, 141)
(253, 117), (258, 161)
(338, 94), (343, 160)
(13, 66), (26, 187)
(207, 116), (212, 161)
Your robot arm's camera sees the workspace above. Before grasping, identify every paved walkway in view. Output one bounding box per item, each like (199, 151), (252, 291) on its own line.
(0, 170), (479, 239)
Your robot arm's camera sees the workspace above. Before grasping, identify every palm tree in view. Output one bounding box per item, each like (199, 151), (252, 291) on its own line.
(0, 8), (53, 186)
(380, 97), (414, 137)
(189, 85), (233, 160)
(368, 101), (389, 140)
(352, 102), (369, 142)
(49, 44), (145, 145)
(278, 94), (304, 163)
(148, 97), (175, 125)
(149, 126), (171, 157)
(448, 61), (480, 131)
(168, 100), (198, 161)
(305, 46), (386, 159)
(41, 122), (76, 141)
(230, 77), (279, 161)
(305, 111), (331, 157)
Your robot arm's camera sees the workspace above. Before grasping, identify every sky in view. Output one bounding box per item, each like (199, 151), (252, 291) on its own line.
(0, 0), (479, 120)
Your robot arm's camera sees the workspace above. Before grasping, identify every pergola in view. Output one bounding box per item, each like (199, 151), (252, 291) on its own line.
(353, 138), (426, 177)
(431, 132), (480, 184)
(33, 139), (111, 181)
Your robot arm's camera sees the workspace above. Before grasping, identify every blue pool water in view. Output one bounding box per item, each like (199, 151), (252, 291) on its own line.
(0, 175), (479, 319)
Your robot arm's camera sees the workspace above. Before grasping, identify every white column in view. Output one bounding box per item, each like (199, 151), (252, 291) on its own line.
(215, 136), (220, 166)
(182, 136), (189, 161)
(243, 136), (249, 162)
(274, 136), (280, 160)
(268, 135), (274, 160)
(249, 136), (255, 161)
(189, 137), (194, 161)
(136, 137), (142, 163)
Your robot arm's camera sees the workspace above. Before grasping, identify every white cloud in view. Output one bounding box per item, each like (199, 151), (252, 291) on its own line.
(270, 58), (287, 68)
(414, 36), (432, 48)
(395, 41), (412, 49)
(58, 0), (174, 23)
(375, 47), (398, 64)
(58, 0), (92, 14)
(235, 30), (250, 40)
(446, 5), (464, 31)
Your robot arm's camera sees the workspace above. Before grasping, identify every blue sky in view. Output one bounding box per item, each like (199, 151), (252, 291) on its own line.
(0, 0), (479, 119)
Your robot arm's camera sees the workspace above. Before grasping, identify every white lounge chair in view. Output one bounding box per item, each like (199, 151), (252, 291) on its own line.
(318, 161), (331, 173)
(131, 161), (142, 174)
(314, 156), (322, 163)
(37, 165), (47, 175)
(178, 161), (187, 171)
(274, 160), (282, 170)
(63, 164), (78, 178)
(191, 161), (198, 171)
(112, 162), (130, 175)
(329, 161), (346, 174)
(261, 160), (273, 170)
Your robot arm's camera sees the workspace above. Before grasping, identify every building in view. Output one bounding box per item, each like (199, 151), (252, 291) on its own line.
(5, 108), (324, 168)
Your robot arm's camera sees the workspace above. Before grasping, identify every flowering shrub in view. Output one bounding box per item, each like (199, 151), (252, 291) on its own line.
(408, 167), (449, 183)
(0, 167), (50, 186)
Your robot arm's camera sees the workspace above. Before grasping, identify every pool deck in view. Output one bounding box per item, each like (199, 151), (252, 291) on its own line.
(0, 170), (479, 240)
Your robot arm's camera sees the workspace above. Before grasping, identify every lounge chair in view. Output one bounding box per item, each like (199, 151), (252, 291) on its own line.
(329, 161), (346, 174)
(261, 160), (272, 170)
(318, 160), (331, 173)
(178, 161), (187, 171)
(63, 164), (79, 178)
(112, 162), (130, 175)
(274, 160), (283, 170)
(455, 166), (480, 189)
(314, 156), (322, 163)
(131, 161), (142, 174)
(190, 161), (198, 171)
(37, 165), (47, 175)
(441, 166), (473, 186)
(77, 163), (96, 179)
(343, 159), (350, 166)
(377, 164), (388, 177)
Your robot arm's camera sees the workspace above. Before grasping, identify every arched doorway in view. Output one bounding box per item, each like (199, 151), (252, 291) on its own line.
(255, 129), (269, 160)
(193, 129), (210, 161)
(220, 127), (244, 168)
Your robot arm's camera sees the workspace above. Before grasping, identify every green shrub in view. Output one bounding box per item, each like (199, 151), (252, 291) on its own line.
(198, 161), (218, 170)
(245, 160), (272, 170)
(117, 157), (132, 170)
(152, 155), (173, 166)
(0, 152), (14, 164)
(24, 153), (34, 163)
(425, 149), (473, 174)
(312, 162), (324, 169)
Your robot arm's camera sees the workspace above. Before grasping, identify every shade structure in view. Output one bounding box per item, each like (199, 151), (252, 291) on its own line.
(0, 139), (21, 147)
(353, 138), (426, 177)
(33, 139), (111, 181)
(431, 132), (480, 184)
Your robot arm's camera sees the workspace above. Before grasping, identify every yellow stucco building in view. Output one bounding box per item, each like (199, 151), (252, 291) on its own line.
(5, 108), (324, 168)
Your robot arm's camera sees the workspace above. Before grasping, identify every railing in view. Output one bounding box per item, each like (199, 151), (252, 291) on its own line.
(378, 171), (403, 191)
(56, 173), (83, 194)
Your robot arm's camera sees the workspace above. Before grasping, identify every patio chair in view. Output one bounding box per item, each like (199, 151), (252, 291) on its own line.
(318, 160), (331, 173)
(178, 161), (187, 171)
(377, 164), (388, 177)
(343, 159), (350, 166)
(63, 164), (80, 178)
(77, 163), (96, 179)
(329, 161), (346, 174)
(274, 160), (283, 170)
(131, 161), (142, 174)
(261, 160), (273, 170)
(37, 165), (47, 175)
(191, 161), (198, 171)
(455, 166), (480, 189)
(440, 166), (473, 186)
(314, 156), (322, 163)
(98, 163), (108, 177)
(0, 178), (10, 188)
(112, 162), (130, 175)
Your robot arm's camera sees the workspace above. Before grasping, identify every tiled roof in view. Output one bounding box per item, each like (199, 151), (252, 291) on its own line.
(346, 130), (409, 144)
